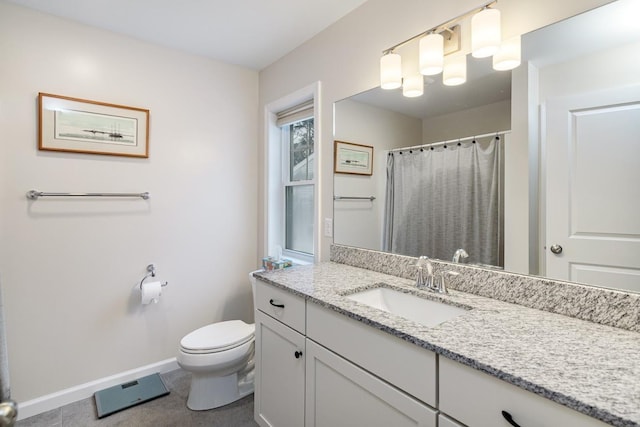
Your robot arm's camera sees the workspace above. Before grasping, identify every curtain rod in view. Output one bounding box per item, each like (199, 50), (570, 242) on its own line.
(388, 130), (509, 154)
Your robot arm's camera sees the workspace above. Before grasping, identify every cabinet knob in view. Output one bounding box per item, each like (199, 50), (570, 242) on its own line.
(501, 411), (522, 427)
(269, 299), (285, 308)
(294, 350), (303, 359)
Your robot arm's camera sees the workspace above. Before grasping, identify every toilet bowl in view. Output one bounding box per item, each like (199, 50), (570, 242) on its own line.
(177, 272), (259, 411)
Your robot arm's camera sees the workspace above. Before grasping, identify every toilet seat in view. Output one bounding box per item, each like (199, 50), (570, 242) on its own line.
(180, 320), (254, 354)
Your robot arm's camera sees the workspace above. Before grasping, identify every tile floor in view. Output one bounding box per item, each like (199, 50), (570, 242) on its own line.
(16, 369), (259, 427)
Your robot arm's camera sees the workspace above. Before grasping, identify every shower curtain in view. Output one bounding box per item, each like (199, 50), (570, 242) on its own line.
(383, 135), (504, 266)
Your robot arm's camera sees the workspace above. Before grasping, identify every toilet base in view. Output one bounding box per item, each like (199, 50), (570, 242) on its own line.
(187, 370), (254, 411)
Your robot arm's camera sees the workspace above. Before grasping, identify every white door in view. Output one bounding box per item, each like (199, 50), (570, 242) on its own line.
(545, 84), (640, 291)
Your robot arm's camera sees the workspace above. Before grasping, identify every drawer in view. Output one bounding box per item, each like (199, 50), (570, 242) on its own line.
(307, 302), (436, 407)
(439, 357), (610, 427)
(255, 279), (306, 334)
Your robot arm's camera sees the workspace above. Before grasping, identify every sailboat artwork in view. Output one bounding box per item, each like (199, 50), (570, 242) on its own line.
(55, 109), (137, 146)
(38, 93), (150, 158)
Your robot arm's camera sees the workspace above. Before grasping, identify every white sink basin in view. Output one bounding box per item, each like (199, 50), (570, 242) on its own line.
(346, 287), (469, 327)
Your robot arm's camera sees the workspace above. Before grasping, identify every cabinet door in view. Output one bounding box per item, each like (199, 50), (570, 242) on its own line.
(305, 339), (437, 427)
(255, 310), (305, 427)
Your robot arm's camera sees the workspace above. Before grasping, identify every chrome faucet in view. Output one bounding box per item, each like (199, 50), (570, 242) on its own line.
(452, 248), (469, 263)
(415, 256), (433, 289)
(415, 256), (447, 293)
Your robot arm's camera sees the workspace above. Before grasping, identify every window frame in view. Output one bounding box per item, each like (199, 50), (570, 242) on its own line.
(264, 82), (321, 266)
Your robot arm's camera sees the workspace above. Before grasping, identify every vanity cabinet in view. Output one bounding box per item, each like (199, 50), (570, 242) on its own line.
(254, 281), (306, 427)
(255, 279), (610, 427)
(255, 279), (437, 427)
(439, 357), (610, 427)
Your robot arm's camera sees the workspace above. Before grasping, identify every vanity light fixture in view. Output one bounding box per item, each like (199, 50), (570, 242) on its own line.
(492, 35), (521, 71)
(443, 53), (467, 86)
(379, 0), (519, 95)
(380, 51), (402, 89)
(419, 32), (444, 76)
(403, 73), (424, 97)
(471, 7), (502, 58)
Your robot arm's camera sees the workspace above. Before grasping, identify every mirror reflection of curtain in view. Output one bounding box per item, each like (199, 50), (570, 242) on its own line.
(383, 135), (504, 266)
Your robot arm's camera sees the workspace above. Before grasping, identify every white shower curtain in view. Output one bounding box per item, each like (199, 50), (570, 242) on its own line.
(383, 135), (504, 266)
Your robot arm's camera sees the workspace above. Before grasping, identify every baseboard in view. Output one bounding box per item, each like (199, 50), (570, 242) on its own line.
(17, 357), (179, 421)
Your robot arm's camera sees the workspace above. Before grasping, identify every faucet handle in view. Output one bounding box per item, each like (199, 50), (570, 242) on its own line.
(434, 273), (447, 293)
(416, 256), (433, 275)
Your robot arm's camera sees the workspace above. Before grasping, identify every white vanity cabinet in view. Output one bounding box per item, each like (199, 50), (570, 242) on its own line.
(254, 281), (306, 427)
(255, 279), (610, 427)
(254, 279), (437, 427)
(439, 357), (610, 427)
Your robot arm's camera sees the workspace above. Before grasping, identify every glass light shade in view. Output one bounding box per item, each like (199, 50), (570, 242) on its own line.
(403, 74), (424, 98)
(442, 53), (466, 86)
(493, 35), (521, 71)
(419, 33), (444, 76)
(471, 8), (501, 58)
(380, 52), (402, 89)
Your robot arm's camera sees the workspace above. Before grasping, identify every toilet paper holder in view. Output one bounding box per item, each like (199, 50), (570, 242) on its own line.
(140, 264), (168, 290)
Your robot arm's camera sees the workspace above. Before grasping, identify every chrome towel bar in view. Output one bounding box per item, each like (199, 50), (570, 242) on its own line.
(334, 196), (376, 201)
(26, 190), (150, 200)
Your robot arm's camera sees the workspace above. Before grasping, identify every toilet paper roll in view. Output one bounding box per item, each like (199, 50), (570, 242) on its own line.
(141, 281), (162, 305)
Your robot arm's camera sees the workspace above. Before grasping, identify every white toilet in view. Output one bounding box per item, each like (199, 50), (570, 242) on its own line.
(177, 272), (259, 410)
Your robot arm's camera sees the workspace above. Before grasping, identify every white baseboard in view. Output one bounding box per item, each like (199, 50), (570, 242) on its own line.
(17, 357), (179, 421)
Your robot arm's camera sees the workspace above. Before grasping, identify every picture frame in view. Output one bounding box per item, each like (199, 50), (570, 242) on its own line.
(38, 93), (150, 158)
(334, 140), (373, 175)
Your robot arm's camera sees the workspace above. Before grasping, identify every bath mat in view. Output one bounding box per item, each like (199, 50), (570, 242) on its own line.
(94, 373), (170, 418)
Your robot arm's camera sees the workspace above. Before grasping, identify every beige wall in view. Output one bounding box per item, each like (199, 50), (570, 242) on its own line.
(258, 0), (612, 262)
(0, 1), (258, 402)
(421, 100), (511, 144)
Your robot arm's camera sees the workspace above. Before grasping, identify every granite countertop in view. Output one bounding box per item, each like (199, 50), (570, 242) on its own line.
(255, 262), (640, 427)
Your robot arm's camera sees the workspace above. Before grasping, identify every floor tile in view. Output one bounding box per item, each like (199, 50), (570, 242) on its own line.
(16, 369), (258, 427)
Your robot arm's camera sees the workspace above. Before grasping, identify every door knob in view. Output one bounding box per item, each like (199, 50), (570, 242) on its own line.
(550, 244), (563, 254)
(294, 350), (303, 359)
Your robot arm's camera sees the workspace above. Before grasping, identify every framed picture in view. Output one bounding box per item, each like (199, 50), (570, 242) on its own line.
(38, 93), (150, 158)
(334, 140), (373, 175)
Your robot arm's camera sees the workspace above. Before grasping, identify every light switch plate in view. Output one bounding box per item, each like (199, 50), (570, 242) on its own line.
(323, 218), (333, 237)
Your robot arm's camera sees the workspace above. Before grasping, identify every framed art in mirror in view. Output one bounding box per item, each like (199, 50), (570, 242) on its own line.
(334, 140), (373, 175)
(38, 93), (150, 158)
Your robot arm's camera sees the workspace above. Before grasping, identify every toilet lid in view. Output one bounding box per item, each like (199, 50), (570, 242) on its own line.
(180, 320), (255, 353)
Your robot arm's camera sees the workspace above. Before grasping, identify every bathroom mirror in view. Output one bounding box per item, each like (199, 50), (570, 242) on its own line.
(333, 0), (640, 292)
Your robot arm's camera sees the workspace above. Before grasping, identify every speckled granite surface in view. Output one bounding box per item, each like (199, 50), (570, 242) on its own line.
(255, 262), (640, 427)
(330, 245), (640, 333)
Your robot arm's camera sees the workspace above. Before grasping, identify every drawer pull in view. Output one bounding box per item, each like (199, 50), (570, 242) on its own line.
(501, 411), (522, 427)
(269, 299), (285, 308)
(294, 350), (303, 359)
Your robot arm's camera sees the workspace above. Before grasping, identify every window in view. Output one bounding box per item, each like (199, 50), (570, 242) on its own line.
(265, 87), (318, 264)
(283, 117), (314, 255)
